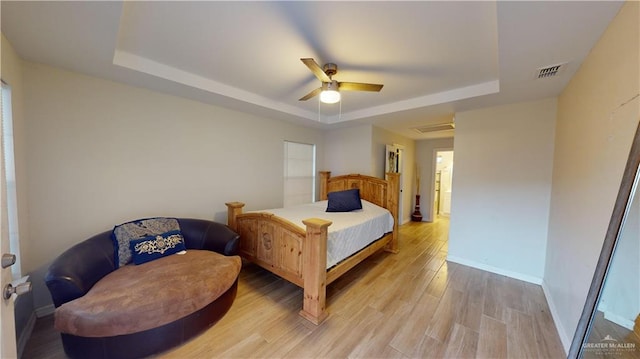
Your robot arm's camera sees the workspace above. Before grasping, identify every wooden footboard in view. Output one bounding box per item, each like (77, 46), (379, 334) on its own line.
(225, 171), (399, 325)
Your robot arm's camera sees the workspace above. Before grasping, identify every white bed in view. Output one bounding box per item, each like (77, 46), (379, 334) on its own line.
(255, 200), (394, 268)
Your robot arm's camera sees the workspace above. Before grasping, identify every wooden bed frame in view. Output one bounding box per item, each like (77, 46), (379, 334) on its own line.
(226, 171), (400, 325)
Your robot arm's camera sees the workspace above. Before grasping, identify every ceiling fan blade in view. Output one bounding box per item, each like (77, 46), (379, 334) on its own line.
(299, 87), (322, 101)
(339, 82), (384, 92)
(301, 58), (331, 82)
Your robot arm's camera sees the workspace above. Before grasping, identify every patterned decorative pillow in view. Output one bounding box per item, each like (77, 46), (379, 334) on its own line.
(112, 217), (181, 268)
(129, 230), (186, 265)
(326, 188), (363, 212)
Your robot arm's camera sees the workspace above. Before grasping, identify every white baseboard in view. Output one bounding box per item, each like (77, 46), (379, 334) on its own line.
(603, 310), (635, 330)
(446, 255), (543, 285)
(542, 280), (571, 356)
(17, 312), (36, 359)
(35, 304), (55, 318)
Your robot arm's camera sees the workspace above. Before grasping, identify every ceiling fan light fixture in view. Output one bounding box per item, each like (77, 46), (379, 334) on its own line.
(320, 90), (340, 104)
(320, 81), (341, 104)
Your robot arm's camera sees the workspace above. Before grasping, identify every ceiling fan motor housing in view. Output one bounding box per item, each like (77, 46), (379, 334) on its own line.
(323, 63), (338, 77)
(322, 80), (340, 91)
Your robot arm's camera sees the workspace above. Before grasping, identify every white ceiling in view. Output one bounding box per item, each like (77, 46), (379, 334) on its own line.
(1, 1), (623, 139)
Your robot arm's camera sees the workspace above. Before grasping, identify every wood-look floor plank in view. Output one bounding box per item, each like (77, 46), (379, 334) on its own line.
(320, 306), (385, 358)
(347, 302), (413, 358)
(441, 323), (479, 359)
(424, 260), (454, 298)
(502, 276), (527, 313)
(250, 321), (313, 358)
(368, 345), (407, 359)
(388, 291), (441, 355)
(424, 248), (447, 272)
(412, 334), (447, 359)
(483, 274), (508, 322)
(477, 314), (508, 359)
(522, 283), (566, 358)
(424, 285), (466, 344)
(459, 267), (488, 332)
(393, 268), (438, 310)
(506, 308), (540, 358)
(20, 315), (65, 359)
(282, 304), (381, 359)
(22, 219), (566, 359)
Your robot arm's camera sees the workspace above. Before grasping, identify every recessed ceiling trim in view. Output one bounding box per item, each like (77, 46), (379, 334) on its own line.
(113, 50), (319, 121)
(114, 48), (501, 126)
(325, 80), (500, 124)
(412, 123), (455, 134)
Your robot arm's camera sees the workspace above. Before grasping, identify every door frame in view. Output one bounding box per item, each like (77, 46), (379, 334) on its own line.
(430, 147), (454, 222)
(386, 144), (405, 223)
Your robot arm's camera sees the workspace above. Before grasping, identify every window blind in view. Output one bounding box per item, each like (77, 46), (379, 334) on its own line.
(284, 141), (315, 207)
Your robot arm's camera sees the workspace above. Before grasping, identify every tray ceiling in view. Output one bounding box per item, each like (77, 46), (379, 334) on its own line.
(1, 1), (624, 139)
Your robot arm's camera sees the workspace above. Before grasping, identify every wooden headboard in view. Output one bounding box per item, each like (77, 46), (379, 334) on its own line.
(319, 171), (400, 229)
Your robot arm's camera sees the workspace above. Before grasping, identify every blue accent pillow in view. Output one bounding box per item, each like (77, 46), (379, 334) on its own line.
(129, 230), (186, 265)
(112, 217), (180, 268)
(326, 189), (363, 212)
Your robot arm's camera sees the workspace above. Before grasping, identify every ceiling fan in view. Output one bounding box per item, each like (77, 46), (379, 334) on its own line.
(299, 58), (384, 104)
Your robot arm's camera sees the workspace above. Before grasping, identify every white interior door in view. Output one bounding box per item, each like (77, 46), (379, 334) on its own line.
(0, 219), (16, 359)
(0, 83), (17, 359)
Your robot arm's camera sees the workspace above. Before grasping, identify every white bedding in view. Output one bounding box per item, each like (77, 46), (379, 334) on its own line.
(254, 200), (394, 268)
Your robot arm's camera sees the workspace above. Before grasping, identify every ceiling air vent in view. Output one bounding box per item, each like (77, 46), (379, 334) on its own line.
(535, 63), (567, 79)
(413, 123), (455, 134)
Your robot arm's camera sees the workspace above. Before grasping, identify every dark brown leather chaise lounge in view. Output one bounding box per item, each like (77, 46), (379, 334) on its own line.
(45, 218), (241, 359)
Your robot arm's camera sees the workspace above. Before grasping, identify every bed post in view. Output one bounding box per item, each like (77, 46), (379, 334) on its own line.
(319, 171), (331, 200)
(299, 217), (332, 325)
(225, 202), (245, 231)
(385, 172), (400, 253)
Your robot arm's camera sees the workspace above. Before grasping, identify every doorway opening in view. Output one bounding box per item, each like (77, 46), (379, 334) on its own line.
(434, 150), (454, 218)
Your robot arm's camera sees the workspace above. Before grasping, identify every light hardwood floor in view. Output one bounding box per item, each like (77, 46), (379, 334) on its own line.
(23, 219), (566, 359)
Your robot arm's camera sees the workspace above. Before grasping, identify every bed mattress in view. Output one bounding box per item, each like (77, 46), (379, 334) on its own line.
(256, 200), (394, 268)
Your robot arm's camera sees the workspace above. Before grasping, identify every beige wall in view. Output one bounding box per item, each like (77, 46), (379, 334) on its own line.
(415, 137), (455, 222)
(1, 34), (29, 277)
(544, 1), (640, 350)
(22, 61), (327, 268)
(324, 124), (373, 176)
(449, 98), (557, 283)
(21, 62), (326, 308)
